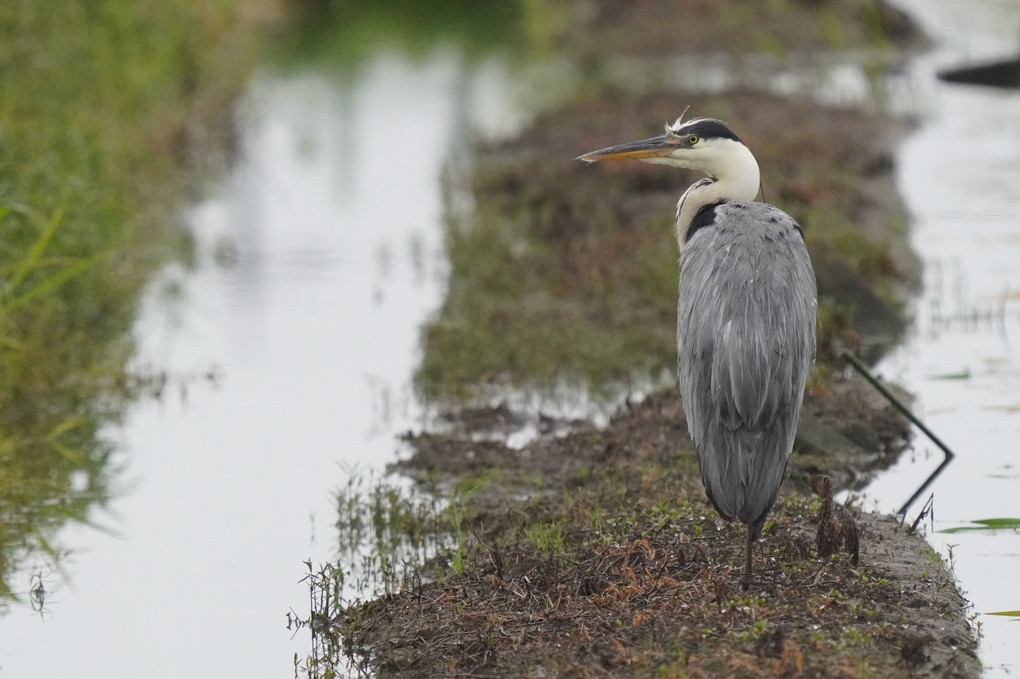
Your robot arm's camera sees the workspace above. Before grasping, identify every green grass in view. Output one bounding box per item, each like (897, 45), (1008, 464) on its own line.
(986, 610), (1020, 620)
(0, 0), (258, 602)
(333, 466), (452, 594)
(525, 519), (567, 556)
(940, 518), (1020, 534)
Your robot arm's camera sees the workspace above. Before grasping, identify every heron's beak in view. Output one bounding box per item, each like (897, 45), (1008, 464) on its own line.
(577, 135), (677, 163)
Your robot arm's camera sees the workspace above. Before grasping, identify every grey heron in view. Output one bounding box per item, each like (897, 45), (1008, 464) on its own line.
(579, 116), (817, 587)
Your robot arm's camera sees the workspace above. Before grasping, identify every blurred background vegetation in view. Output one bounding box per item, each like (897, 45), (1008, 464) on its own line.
(0, 0), (259, 600)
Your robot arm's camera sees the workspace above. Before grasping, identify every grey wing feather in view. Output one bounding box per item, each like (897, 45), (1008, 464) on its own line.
(677, 202), (816, 537)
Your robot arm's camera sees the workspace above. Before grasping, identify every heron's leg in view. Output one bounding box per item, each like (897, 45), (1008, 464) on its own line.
(740, 525), (753, 590)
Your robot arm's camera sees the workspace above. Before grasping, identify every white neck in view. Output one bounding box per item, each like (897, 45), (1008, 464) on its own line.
(668, 140), (761, 244)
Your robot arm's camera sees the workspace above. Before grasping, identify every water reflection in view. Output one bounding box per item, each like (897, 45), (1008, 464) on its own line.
(0, 48), (524, 677)
(860, 0), (1020, 674)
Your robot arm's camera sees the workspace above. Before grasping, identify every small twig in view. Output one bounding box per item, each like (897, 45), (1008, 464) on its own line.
(413, 569), (423, 607)
(908, 493), (935, 535)
(814, 474), (860, 565)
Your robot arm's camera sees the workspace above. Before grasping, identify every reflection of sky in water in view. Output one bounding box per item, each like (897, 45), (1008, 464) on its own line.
(2, 3), (1018, 675)
(0, 50), (524, 678)
(861, 1), (1020, 675)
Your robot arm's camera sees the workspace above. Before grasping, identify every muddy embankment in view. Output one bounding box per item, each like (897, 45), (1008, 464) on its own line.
(320, 2), (981, 677)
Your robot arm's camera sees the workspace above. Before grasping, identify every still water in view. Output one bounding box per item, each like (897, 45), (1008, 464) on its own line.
(2, 3), (1019, 677)
(0, 51), (523, 677)
(858, 0), (1020, 675)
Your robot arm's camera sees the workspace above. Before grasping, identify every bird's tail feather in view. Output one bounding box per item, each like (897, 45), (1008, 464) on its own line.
(696, 420), (793, 539)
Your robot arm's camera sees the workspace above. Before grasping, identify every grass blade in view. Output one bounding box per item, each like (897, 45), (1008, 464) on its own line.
(2, 254), (104, 312)
(9, 206), (65, 289)
(940, 518), (1020, 534)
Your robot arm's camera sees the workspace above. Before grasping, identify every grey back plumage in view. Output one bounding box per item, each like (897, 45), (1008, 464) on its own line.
(676, 201), (816, 538)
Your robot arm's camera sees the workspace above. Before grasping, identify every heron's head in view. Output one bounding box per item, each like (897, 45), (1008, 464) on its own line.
(578, 116), (759, 190)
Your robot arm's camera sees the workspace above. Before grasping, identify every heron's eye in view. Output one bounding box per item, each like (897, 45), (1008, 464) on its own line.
(687, 135), (700, 145)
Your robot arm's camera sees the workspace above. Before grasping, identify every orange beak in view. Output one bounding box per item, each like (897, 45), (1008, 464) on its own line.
(578, 134), (678, 163)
